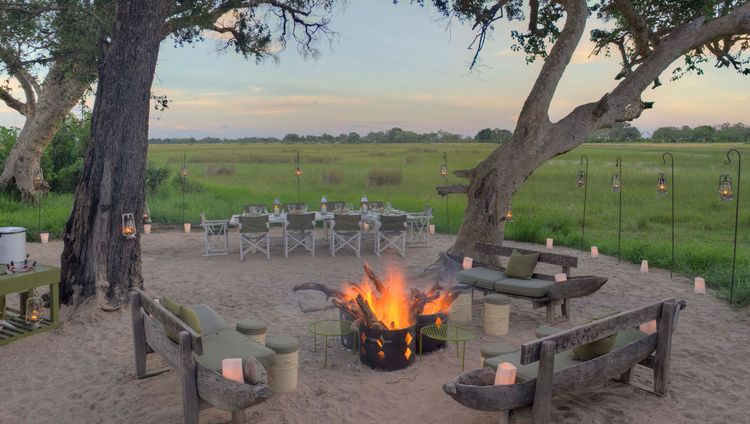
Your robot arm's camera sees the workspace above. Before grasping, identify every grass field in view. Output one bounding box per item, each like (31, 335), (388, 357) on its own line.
(2, 142), (748, 303)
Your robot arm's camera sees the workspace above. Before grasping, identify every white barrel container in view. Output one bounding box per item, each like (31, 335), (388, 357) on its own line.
(484, 294), (511, 336)
(0, 227), (27, 264)
(265, 335), (300, 393)
(450, 284), (473, 324)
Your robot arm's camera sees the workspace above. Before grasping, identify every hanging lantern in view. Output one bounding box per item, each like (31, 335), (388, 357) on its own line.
(440, 164), (448, 177)
(180, 165), (188, 178)
(33, 175), (44, 191)
(122, 213), (137, 239)
(611, 173), (622, 192)
(25, 291), (43, 326)
(575, 170), (586, 188)
(657, 173), (668, 196)
(505, 204), (513, 222)
(295, 152), (302, 176)
(719, 174), (734, 201)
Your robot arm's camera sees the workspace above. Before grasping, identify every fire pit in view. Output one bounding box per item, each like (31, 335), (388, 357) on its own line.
(294, 264), (460, 371)
(416, 312), (448, 353)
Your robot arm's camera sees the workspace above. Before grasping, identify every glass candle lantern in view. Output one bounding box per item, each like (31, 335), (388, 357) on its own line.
(122, 213), (137, 239)
(320, 195), (328, 213)
(575, 170), (586, 188)
(657, 173), (668, 195)
(273, 197), (281, 215)
(719, 174), (734, 201)
(25, 293), (43, 325)
(440, 164), (448, 177)
(611, 173), (622, 192)
(505, 206), (513, 222)
(360, 195), (369, 213)
(180, 165), (188, 178)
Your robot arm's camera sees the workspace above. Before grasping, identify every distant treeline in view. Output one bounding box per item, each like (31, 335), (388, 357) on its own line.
(147, 122), (750, 145)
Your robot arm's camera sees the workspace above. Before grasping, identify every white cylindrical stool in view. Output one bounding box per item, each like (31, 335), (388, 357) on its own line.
(236, 319), (268, 345)
(449, 284), (473, 324)
(484, 294), (510, 336)
(265, 335), (300, 393)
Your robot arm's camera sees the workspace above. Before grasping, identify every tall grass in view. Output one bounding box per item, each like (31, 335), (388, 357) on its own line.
(1, 142), (748, 303)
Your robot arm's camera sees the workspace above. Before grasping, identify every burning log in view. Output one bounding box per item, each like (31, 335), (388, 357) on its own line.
(363, 263), (387, 295)
(355, 294), (388, 330)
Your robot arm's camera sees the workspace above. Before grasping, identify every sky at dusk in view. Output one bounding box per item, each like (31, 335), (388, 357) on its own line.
(2, 2), (749, 138)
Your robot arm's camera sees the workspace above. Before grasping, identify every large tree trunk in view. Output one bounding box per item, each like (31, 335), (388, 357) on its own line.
(0, 65), (92, 201)
(60, 0), (171, 307)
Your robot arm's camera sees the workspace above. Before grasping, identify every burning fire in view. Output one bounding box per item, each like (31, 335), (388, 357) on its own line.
(342, 267), (414, 330)
(340, 265), (456, 330)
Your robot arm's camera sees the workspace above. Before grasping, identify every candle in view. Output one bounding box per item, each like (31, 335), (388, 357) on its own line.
(462, 257), (473, 270)
(639, 320), (657, 335)
(429, 224), (435, 235)
(183, 223), (191, 233)
(694, 277), (706, 294)
(40, 233), (49, 244)
(554, 273), (567, 283)
(591, 246), (599, 258)
(546, 238), (553, 249)
(640, 260), (649, 273)
(494, 362), (517, 385)
(222, 358), (244, 383)
(362, 221), (370, 231)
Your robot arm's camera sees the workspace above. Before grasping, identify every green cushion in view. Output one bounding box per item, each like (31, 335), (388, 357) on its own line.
(572, 335), (616, 360)
(161, 297), (183, 342)
(493, 278), (553, 297)
(481, 342), (517, 358)
(266, 335), (300, 354)
(196, 330), (277, 371)
(503, 250), (539, 280)
(484, 293), (510, 305)
(178, 306), (203, 335)
(236, 319), (268, 336)
(191, 304), (232, 335)
(535, 326), (563, 338)
(484, 329), (648, 381)
(455, 267), (505, 290)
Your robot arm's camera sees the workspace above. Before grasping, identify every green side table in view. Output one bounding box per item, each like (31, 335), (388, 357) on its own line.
(308, 319), (356, 368)
(0, 265), (61, 346)
(419, 323), (474, 371)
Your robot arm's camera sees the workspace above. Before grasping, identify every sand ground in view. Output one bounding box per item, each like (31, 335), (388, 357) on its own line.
(1, 230), (748, 424)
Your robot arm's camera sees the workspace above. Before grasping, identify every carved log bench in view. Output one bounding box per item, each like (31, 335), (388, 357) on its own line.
(443, 298), (687, 424)
(130, 289), (270, 424)
(453, 243), (607, 322)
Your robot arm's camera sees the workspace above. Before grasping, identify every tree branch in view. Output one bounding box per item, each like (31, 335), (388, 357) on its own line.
(437, 185), (469, 196)
(0, 45), (38, 115)
(612, 0), (652, 60)
(516, 0), (588, 128)
(0, 87), (27, 116)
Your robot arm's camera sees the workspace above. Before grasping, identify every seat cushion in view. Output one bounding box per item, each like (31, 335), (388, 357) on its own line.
(572, 335), (616, 360)
(481, 342), (518, 359)
(178, 306), (203, 335)
(455, 267), (505, 290)
(191, 304), (233, 336)
(503, 250), (539, 280)
(493, 278), (553, 297)
(196, 330), (277, 371)
(236, 319), (268, 336)
(484, 350), (581, 382)
(266, 335), (300, 354)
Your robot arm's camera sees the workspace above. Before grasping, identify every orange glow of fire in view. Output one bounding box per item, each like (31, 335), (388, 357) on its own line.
(342, 267), (415, 330)
(421, 292), (454, 315)
(404, 347), (412, 360)
(434, 316), (443, 329)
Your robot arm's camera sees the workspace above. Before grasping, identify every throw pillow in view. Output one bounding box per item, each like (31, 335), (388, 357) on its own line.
(503, 250), (540, 280)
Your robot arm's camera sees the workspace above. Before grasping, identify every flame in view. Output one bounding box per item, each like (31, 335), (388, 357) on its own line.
(341, 266), (414, 330)
(434, 316), (443, 329)
(377, 351), (385, 360)
(421, 292), (455, 315)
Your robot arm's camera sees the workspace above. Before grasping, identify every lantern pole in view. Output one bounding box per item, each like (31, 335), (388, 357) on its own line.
(295, 152), (301, 203)
(579, 155), (589, 251)
(725, 148), (741, 305)
(615, 156), (622, 263)
(181, 152), (187, 224)
(442, 152), (450, 233)
(661, 152), (674, 278)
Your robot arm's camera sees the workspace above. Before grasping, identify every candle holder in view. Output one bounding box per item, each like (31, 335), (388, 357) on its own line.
(122, 213), (137, 239)
(441, 152), (450, 233)
(294, 152), (302, 203)
(612, 157), (623, 262)
(25, 291), (43, 327)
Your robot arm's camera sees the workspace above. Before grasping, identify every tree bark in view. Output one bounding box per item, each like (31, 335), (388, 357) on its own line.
(60, 0), (172, 306)
(0, 64), (92, 201)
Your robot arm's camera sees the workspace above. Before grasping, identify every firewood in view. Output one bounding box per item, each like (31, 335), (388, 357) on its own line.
(356, 294), (387, 330)
(332, 298), (362, 320)
(411, 292), (441, 317)
(363, 263), (387, 295)
(293, 282), (344, 299)
(424, 283), (444, 297)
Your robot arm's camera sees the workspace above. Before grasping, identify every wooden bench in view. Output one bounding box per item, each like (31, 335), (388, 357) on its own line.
(454, 243), (607, 322)
(443, 298), (687, 424)
(130, 289), (269, 424)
